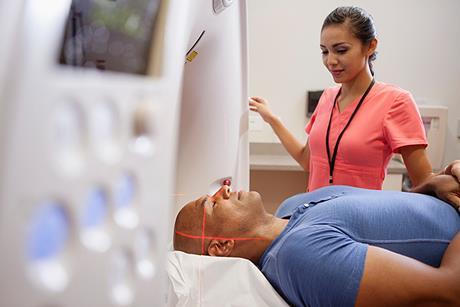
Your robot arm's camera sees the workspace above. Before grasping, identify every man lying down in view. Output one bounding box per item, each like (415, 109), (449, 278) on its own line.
(173, 168), (460, 307)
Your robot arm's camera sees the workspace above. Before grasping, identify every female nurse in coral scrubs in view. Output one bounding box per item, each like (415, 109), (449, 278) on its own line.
(250, 6), (455, 193)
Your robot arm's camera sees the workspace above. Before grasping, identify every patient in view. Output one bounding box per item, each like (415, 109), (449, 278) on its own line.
(174, 170), (460, 306)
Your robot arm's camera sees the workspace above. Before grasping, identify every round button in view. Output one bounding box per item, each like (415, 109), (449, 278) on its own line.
(90, 101), (120, 162)
(113, 173), (139, 229)
(133, 228), (157, 279)
(27, 202), (70, 292)
(27, 203), (69, 262)
(115, 174), (135, 209)
(52, 101), (85, 174)
(80, 187), (111, 252)
(132, 102), (155, 155)
(82, 187), (108, 228)
(109, 249), (134, 306)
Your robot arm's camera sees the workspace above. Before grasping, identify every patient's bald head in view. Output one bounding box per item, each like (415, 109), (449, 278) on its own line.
(173, 186), (276, 260)
(173, 201), (206, 254)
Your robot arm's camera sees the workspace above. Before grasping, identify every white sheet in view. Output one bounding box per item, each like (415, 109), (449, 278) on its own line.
(166, 251), (289, 307)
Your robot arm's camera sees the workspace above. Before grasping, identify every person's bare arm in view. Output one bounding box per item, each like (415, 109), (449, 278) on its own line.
(444, 160), (460, 181)
(411, 174), (460, 210)
(356, 232), (460, 307)
(399, 145), (433, 187)
(411, 174), (460, 211)
(249, 96), (310, 172)
(270, 116), (310, 172)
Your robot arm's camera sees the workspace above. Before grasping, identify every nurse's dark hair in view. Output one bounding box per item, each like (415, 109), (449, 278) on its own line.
(322, 6), (377, 76)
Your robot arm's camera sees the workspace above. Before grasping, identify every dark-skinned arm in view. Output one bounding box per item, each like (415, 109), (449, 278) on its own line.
(411, 160), (460, 210)
(356, 232), (460, 306)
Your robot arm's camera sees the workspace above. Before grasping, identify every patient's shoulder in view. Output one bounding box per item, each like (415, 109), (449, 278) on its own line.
(275, 186), (356, 218)
(266, 225), (367, 307)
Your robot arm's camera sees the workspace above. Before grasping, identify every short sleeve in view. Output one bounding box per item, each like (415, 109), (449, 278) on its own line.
(305, 88), (338, 135)
(383, 91), (427, 153)
(305, 89), (330, 134)
(276, 225), (367, 307)
(305, 107), (317, 134)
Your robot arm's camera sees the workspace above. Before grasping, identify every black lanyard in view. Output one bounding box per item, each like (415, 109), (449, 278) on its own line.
(325, 79), (375, 184)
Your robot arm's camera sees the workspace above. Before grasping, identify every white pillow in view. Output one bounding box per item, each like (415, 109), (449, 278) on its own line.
(166, 251), (289, 307)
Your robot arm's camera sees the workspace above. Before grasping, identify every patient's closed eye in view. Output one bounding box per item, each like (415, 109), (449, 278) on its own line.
(206, 198), (217, 208)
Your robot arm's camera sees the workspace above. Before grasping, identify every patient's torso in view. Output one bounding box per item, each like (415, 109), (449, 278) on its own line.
(259, 186), (460, 307)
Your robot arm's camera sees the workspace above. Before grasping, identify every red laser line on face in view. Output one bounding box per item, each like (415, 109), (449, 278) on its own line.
(201, 204), (206, 255)
(176, 203), (265, 255)
(175, 230), (265, 242)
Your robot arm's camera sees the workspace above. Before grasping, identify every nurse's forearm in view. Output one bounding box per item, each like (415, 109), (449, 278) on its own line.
(422, 160), (460, 181)
(399, 145), (433, 187)
(268, 116), (309, 172)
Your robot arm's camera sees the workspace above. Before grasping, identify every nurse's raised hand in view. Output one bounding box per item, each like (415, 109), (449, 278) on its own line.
(249, 96), (277, 125)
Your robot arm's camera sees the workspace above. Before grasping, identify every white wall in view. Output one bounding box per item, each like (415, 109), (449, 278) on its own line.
(248, 0), (460, 165)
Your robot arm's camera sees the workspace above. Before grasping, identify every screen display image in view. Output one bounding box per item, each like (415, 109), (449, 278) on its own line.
(59, 0), (161, 75)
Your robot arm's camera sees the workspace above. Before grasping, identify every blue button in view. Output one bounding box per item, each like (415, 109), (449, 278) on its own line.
(27, 203), (69, 261)
(82, 187), (108, 228)
(115, 174), (135, 208)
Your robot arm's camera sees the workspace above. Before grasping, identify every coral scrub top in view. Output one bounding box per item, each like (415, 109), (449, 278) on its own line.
(305, 82), (427, 191)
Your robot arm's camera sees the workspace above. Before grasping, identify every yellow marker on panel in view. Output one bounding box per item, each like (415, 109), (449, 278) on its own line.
(186, 51), (198, 62)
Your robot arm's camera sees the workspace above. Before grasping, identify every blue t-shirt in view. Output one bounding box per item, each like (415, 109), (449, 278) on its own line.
(258, 186), (460, 307)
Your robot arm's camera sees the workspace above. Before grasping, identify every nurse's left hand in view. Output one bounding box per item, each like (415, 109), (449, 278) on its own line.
(429, 174), (460, 211)
(443, 160), (460, 182)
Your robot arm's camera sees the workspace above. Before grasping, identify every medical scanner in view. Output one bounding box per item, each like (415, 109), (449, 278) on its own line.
(0, 0), (257, 306)
(2, 1), (447, 306)
(174, 0), (249, 216)
(0, 0), (183, 306)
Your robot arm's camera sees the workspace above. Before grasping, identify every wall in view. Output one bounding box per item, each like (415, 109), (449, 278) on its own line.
(250, 170), (308, 214)
(247, 0), (460, 164)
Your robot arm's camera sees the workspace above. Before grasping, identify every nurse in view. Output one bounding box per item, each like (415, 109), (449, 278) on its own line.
(250, 6), (439, 191)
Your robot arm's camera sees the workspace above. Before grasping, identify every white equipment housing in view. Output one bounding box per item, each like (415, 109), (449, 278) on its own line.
(0, 0), (183, 306)
(0, 0), (248, 306)
(174, 0), (249, 216)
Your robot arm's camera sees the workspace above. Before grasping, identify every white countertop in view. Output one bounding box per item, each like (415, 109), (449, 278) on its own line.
(250, 142), (407, 174)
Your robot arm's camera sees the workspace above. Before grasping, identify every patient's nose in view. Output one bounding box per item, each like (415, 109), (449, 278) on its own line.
(211, 185), (230, 200)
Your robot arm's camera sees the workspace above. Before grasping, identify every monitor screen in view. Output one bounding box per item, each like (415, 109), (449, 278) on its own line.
(59, 0), (161, 75)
